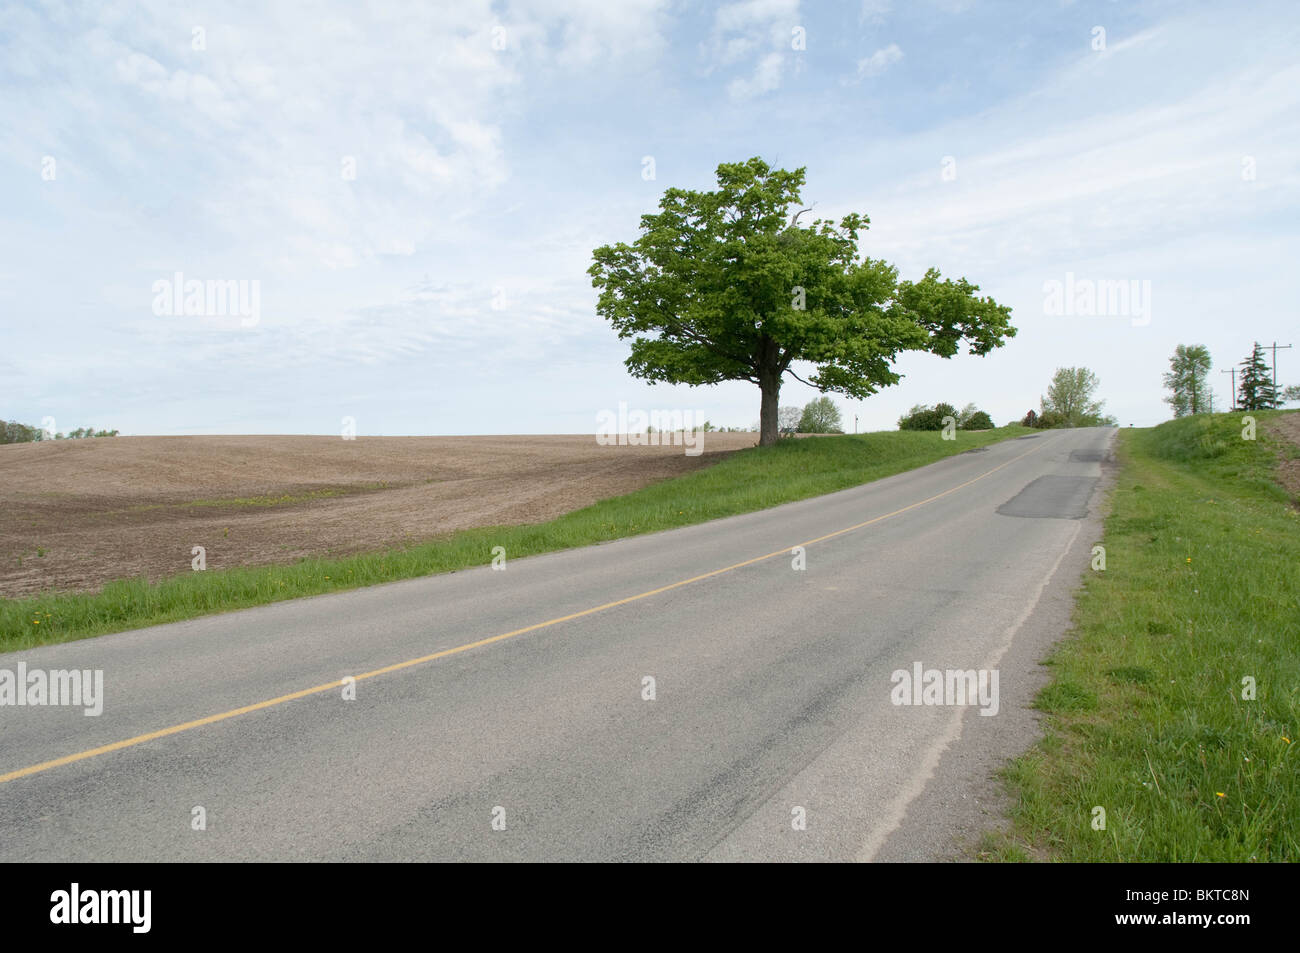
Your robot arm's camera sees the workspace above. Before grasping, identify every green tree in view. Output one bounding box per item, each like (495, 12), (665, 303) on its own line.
(1041, 367), (1113, 427)
(1, 421), (43, 443)
(898, 402), (958, 431)
(589, 157), (1016, 446)
(1162, 344), (1213, 417)
(953, 402), (993, 429)
(1281, 384), (1300, 405)
(1238, 342), (1278, 410)
(798, 395), (843, 433)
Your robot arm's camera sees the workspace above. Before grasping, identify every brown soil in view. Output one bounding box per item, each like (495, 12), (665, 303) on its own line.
(0, 433), (757, 597)
(1264, 411), (1300, 503)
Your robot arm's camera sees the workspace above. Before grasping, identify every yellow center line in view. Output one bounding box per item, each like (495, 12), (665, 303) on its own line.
(0, 436), (1050, 786)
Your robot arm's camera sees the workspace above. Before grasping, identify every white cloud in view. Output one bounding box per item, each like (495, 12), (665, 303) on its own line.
(706, 0), (801, 99)
(728, 52), (787, 99)
(6, 0), (1298, 435)
(857, 43), (903, 78)
(859, 0), (891, 25)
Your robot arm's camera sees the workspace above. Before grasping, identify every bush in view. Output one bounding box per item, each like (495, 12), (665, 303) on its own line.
(963, 410), (995, 430)
(898, 402), (959, 431)
(1030, 408), (1115, 429)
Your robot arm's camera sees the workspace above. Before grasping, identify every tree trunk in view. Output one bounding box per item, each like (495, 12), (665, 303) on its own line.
(759, 371), (781, 447)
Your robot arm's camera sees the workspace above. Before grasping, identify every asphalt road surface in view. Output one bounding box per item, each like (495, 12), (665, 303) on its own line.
(0, 427), (1116, 862)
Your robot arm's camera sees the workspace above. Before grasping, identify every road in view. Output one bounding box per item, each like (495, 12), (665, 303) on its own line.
(0, 427), (1116, 862)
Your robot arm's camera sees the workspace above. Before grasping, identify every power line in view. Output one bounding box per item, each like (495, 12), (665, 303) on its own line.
(1221, 368), (1236, 411)
(1269, 341), (1292, 397)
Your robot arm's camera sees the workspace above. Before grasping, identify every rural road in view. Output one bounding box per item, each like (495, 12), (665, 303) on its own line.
(0, 427), (1116, 862)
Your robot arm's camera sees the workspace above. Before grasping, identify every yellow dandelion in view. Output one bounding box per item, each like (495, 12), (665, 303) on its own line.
(1215, 792), (1226, 798)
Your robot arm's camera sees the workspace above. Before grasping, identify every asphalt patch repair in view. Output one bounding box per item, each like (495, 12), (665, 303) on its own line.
(997, 475), (1097, 519)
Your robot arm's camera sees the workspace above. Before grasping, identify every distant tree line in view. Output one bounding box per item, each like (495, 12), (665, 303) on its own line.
(1, 421), (119, 444)
(1163, 341), (1298, 414)
(899, 402), (994, 431)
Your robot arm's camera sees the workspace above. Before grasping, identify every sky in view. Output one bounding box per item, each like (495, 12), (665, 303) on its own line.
(2, 0), (1298, 436)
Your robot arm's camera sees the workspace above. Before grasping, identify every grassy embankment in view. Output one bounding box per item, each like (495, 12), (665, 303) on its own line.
(987, 411), (1299, 862)
(2, 425), (1031, 650)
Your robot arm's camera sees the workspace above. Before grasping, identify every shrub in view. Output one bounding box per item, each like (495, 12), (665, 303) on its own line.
(898, 402), (958, 431)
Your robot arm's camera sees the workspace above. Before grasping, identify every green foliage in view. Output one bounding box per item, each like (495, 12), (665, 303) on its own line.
(1238, 342), (1279, 410)
(1163, 343), (1213, 417)
(1, 421), (43, 444)
(898, 401), (991, 431)
(951, 402), (994, 429)
(0, 422), (118, 444)
(1034, 409), (1067, 429)
(798, 395), (843, 433)
(589, 156), (1016, 446)
(1040, 367), (1115, 427)
(898, 402), (958, 431)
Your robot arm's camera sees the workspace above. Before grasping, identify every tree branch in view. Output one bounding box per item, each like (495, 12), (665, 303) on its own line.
(785, 366), (817, 388)
(656, 309), (757, 372)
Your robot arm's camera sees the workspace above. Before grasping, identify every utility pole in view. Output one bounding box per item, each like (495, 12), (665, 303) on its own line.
(1269, 341), (1292, 398)
(854, 414), (858, 434)
(1222, 368), (1236, 411)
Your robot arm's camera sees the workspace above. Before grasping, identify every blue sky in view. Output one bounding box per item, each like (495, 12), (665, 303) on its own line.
(3, 0), (1297, 435)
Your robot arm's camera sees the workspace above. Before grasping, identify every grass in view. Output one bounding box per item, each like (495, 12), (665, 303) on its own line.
(985, 410), (1300, 862)
(2, 425), (1032, 651)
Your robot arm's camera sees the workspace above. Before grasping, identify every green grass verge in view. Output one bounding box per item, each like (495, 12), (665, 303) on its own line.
(987, 410), (1300, 862)
(2, 425), (1032, 651)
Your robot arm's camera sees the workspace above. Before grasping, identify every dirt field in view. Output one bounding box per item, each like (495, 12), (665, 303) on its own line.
(1266, 412), (1300, 503)
(0, 433), (757, 598)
